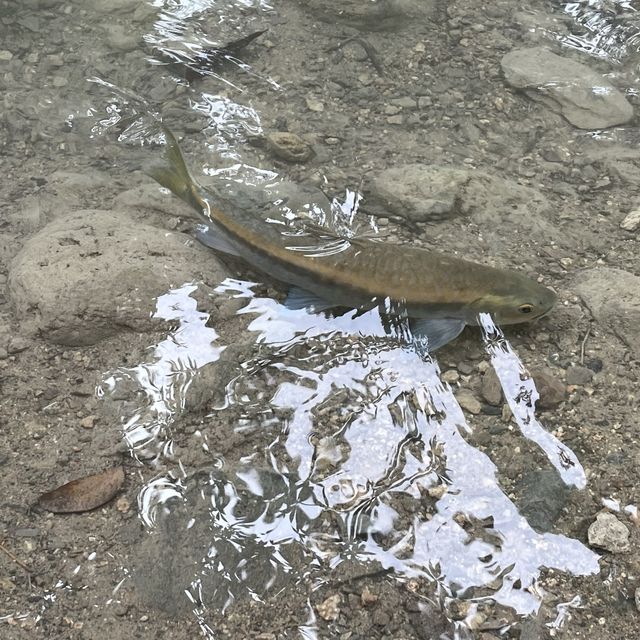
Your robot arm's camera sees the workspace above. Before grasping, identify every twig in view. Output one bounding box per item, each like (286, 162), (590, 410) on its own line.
(580, 326), (591, 365)
(0, 540), (32, 574)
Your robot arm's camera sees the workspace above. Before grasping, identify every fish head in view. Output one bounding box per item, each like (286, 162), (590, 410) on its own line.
(469, 278), (557, 325)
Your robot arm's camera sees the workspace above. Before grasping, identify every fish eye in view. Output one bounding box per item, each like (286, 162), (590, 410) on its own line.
(518, 303), (534, 314)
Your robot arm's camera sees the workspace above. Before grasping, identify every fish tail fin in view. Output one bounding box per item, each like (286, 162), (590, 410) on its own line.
(146, 126), (208, 218)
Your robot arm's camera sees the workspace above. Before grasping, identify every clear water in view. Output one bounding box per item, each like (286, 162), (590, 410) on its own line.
(4, 0), (640, 637)
(96, 281), (599, 637)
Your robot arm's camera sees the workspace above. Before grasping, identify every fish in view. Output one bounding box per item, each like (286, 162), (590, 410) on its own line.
(147, 127), (557, 351)
(158, 30), (267, 82)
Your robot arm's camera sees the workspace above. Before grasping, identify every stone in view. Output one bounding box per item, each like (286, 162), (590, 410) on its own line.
(456, 390), (482, 415)
(265, 132), (314, 163)
(305, 97), (324, 112)
(635, 586), (640, 612)
(515, 469), (572, 532)
(366, 165), (553, 244)
(361, 586), (378, 606)
(531, 368), (566, 410)
(587, 512), (630, 553)
(298, 0), (436, 31)
(7, 336), (30, 354)
(367, 165), (471, 223)
(565, 365), (594, 386)
(501, 47), (633, 129)
(480, 368), (503, 406)
(103, 24), (139, 52)
(620, 209), (640, 231)
(80, 415), (97, 429)
(442, 369), (459, 384)
(573, 267), (640, 358)
(317, 594), (341, 621)
(8, 210), (229, 346)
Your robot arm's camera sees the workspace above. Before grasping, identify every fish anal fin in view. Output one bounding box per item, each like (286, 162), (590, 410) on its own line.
(195, 224), (241, 256)
(284, 286), (336, 313)
(410, 318), (466, 351)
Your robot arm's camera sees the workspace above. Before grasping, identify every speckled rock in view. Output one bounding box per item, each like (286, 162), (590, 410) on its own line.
(367, 165), (552, 238)
(8, 210), (229, 345)
(574, 267), (640, 358)
(620, 208), (640, 232)
(587, 512), (630, 553)
(265, 132), (314, 163)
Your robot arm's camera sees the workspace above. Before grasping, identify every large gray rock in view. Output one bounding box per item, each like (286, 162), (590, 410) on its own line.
(573, 267), (640, 357)
(8, 210), (229, 345)
(367, 164), (552, 236)
(501, 47), (633, 129)
(367, 166), (472, 223)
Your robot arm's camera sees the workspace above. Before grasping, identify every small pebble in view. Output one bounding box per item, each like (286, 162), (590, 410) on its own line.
(531, 368), (566, 410)
(305, 97), (324, 112)
(442, 369), (459, 384)
(565, 365), (594, 386)
(620, 209), (640, 231)
(480, 369), (502, 406)
(265, 132), (314, 163)
(361, 586), (378, 606)
(8, 337), (29, 354)
(0, 50), (13, 61)
(80, 415), (96, 429)
(587, 512), (630, 553)
(317, 594), (341, 621)
(372, 610), (391, 626)
(456, 390), (482, 415)
(457, 361), (474, 375)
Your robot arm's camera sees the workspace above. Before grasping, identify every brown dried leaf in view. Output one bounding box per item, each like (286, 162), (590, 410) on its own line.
(37, 466), (125, 513)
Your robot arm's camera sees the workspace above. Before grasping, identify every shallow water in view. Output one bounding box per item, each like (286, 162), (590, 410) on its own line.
(2, 1), (640, 639)
(97, 282), (600, 637)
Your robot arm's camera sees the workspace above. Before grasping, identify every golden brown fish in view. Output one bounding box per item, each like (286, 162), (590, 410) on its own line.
(147, 127), (556, 350)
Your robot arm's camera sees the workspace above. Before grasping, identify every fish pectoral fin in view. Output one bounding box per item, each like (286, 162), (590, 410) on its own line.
(409, 318), (466, 351)
(194, 224), (241, 256)
(284, 286), (336, 313)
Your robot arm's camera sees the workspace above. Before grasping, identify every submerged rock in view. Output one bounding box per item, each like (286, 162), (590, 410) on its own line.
(367, 165), (472, 223)
(501, 47), (634, 129)
(531, 368), (566, 410)
(264, 132), (314, 163)
(588, 512), (630, 553)
(366, 164), (551, 235)
(297, 0), (435, 31)
(573, 267), (640, 357)
(620, 209), (640, 232)
(8, 210), (229, 346)
(515, 469), (572, 532)
(480, 368), (503, 406)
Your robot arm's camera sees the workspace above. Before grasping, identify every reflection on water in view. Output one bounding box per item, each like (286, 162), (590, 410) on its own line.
(559, 1), (640, 63)
(99, 280), (599, 635)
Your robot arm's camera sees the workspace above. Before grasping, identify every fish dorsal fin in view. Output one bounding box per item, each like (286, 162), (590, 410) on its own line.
(284, 286), (336, 313)
(409, 318), (466, 351)
(194, 224), (241, 256)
